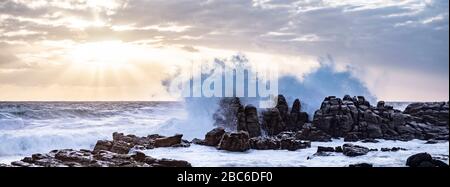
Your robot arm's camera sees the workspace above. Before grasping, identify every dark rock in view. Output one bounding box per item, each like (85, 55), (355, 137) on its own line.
(203, 127), (226, 146)
(244, 105), (261, 137)
(8, 148), (192, 167)
(349, 163), (373, 167)
(93, 140), (113, 152)
(361, 138), (379, 143)
(296, 123), (332, 142)
(342, 143), (370, 157)
(249, 137), (280, 150)
(425, 140), (438, 144)
(335, 146), (343, 153)
(218, 131), (250, 152)
(406, 152), (432, 167)
(288, 99), (309, 131)
(279, 138), (311, 151)
(262, 108), (285, 136)
(380, 147), (407, 152)
(276, 95), (289, 124)
(110, 140), (134, 154)
(405, 152), (449, 167)
(155, 158), (192, 167)
(344, 133), (360, 142)
(191, 138), (205, 145)
(213, 97), (243, 130)
(154, 134), (183, 147)
(317, 146), (335, 153)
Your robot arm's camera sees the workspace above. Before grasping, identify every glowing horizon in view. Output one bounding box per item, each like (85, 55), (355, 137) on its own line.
(0, 0), (448, 102)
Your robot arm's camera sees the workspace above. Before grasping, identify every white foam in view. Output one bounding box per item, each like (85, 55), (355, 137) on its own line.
(143, 139), (449, 167)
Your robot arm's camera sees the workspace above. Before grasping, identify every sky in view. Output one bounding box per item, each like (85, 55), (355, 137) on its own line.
(0, 0), (448, 101)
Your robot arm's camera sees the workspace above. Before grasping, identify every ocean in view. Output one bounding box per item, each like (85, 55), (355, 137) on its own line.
(0, 101), (448, 166)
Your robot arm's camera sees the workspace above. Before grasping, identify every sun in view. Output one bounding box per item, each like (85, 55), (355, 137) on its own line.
(68, 40), (138, 69)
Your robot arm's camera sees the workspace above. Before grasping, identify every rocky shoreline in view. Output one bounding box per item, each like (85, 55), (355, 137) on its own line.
(1, 95), (448, 167)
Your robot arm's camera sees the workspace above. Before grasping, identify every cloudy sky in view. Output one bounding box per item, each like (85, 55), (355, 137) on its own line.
(0, 0), (448, 101)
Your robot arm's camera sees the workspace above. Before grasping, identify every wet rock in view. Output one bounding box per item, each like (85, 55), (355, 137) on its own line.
(249, 137), (280, 150)
(335, 146), (343, 153)
(361, 138), (379, 143)
(406, 152), (448, 167)
(191, 138), (205, 145)
(262, 108), (285, 136)
(287, 99), (309, 131)
(317, 146), (335, 153)
(280, 138), (311, 151)
(154, 134), (183, 147)
(218, 131), (250, 152)
(7, 149), (192, 167)
(93, 140), (113, 152)
(344, 133), (360, 142)
(349, 163), (373, 167)
(342, 143), (370, 157)
(203, 127), (226, 146)
(213, 97), (243, 130)
(276, 95), (289, 125)
(243, 105), (262, 137)
(380, 147), (407, 152)
(296, 123), (332, 142)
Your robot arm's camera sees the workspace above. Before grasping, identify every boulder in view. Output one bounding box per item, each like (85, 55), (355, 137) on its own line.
(218, 131), (250, 152)
(203, 127), (226, 146)
(405, 152), (447, 167)
(342, 143), (370, 157)
(154, 134), (183, 147)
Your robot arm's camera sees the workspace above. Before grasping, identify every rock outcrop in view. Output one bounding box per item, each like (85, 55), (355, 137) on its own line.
(218, 131), (251, 152)
(94, 132), (189, 154)
(312, 95), (449, 141)
(203, 127), (226, 146)
(8, 149), (191, 167)
(249, 132), (311, 151)
(406, 152), (449, 167)
(287, 99), (309, 131)
(213, 97), (244, 130)
(342, 143), (370, 157)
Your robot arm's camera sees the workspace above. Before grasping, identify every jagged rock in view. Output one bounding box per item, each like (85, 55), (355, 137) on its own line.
(406, 152), (448, 167)
(342, 143), (370, 157)
(111, 140), (134, 154)
(343, 132), (360, 142)
(276, 95), (289, 124)
(296, 123), (332, 141)
(280, 138), (311, 151)
(218, 131), (250, 152)
(404, 102), (449, 126)
(213, 97), (243, 130)
(262, 108), (285, 136)
(287, 99), (309, 131)
(244, 105), (261, 137)
(311, 96), (448, 141)
(94, 132), (190, 154)
(154, 134), (183, 147)
(203, 127), (226, 146)
(349, 163), (373, 167)
(6, 149), (191, 167)
(249, 136), (280, 150)
(249, 134), (310, 151)
(93, 140), (113, 152)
